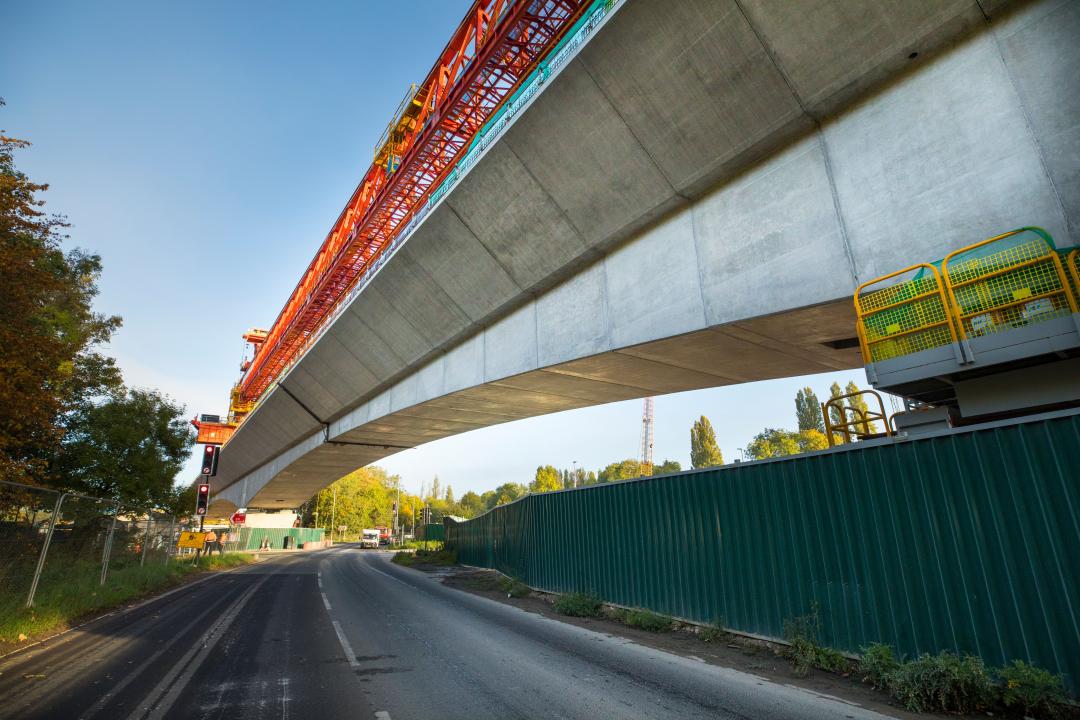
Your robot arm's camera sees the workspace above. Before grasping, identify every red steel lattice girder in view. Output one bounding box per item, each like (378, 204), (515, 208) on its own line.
(239, 0), (586, 405)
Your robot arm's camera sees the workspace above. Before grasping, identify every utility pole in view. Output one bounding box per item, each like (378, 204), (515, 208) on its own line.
(572, 460), (578, 488)
(329, 484), (337, 545)
(393, 485), (400, 545)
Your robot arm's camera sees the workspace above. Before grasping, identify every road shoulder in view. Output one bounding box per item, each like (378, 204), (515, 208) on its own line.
(429, 566), (949, 720)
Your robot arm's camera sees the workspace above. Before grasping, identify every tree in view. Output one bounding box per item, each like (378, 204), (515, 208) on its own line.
(430, 476), (441, 501)
(457, 491), (484, 518)
(530, 465), (561, 493)
(598, 459), (644, 483)
(0, 125), (122, 485)
(486, 483), (527, 509)
(445, 485), (454, 503)
(845, 381), (878, 434)
(827, 382), (845, 441)
(654, 459), (681, 474)
(798, 429), (829, 452)
(746, 428), (830, 460)
(312, 466), (402, 536)
(690, 415), (724, 468)
(54, 388), (194, 508)
(795, 387), (825, 432)
(747, 428), (800, 460)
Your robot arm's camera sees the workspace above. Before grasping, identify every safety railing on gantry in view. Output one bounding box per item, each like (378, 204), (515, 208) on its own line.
(855, 262), (958, 364)
(855, 227), (1079, 367)
(942, 227), (1077, 341)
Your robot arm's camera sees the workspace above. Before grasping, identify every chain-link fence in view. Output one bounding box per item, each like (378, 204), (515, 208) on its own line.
(0, 480), (178, 609)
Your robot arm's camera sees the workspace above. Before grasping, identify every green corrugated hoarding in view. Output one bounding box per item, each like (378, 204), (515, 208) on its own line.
(230, 527), (325, 551)
(447, 410), (1080, 692)
(419, 523), (445, 542)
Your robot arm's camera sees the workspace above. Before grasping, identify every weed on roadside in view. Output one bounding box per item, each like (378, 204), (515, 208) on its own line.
(887, 651), (995, 714)
(553, 592), (603, 617)
(496, 576), (531, 597)
(699, 624), (727, 643)
(783, 607), (851, 677)
(996, 660), (1066, 719)
(859, 643), (900, 690)
(623, 609), (672, 632)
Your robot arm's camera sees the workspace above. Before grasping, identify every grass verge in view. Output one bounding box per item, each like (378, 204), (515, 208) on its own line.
(391, 548), (457, 567)
(0, 553), (254, 645)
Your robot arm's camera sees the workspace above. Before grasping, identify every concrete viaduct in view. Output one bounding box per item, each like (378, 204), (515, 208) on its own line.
(210, 0), (1079, 512)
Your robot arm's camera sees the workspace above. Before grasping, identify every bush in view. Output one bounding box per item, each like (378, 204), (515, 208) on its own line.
(887, 651), (995, 714)
(859, 643), (900, 690)
(996, 660), (1065, 718)
(553, 592), (603, 617)
(623, 609), (672, 632)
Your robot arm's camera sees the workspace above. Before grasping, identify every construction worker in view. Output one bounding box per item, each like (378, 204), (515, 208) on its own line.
(204, 529), (217, 555)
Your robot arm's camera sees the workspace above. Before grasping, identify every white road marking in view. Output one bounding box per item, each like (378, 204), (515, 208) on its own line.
(374, 712), (392, 720)
(332, 620), (359, 669)
(322, 593), (332, 610)
(127, 578), (265, 720)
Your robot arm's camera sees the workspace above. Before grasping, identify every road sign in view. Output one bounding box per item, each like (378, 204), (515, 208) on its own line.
(230, 511), (246, 525)
(177, 531), (207, 549)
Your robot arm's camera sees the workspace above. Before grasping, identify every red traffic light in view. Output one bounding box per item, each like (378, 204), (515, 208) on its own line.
(198, 484), (210, 494)
(205, 445), (215, 454)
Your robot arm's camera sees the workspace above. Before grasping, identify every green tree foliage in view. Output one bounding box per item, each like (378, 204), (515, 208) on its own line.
(690, 415), (724, 468)
(598, 459), (646, 483)
(457, 491), (485, 518)
(311, 467), (402, 535)
(486, 482), (527, 509)
(746, 428), (829, 460)
(795, 387), (825, 432)
(445, 485), (454, 503)
(529, 465), (561, 493)
(54, 388), (194, 508)
(827, 382), (845, 441)
(654, 459), (681, 474)
(0, 125), (122, 485)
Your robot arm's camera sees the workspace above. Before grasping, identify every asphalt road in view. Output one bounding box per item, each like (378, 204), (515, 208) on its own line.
(0, 547), (901, 719)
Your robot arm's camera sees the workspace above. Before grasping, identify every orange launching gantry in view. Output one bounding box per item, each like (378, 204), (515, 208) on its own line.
(199, 0), (589, 446)
(192, 329), (267, 445)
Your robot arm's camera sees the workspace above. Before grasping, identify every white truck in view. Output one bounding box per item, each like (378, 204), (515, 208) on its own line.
(360, 529), (380, 549)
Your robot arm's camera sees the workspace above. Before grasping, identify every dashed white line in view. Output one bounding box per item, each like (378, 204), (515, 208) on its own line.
(374, 711), (392, 720)
(321, 593), (332, 611)
(331, 621), (359, 670)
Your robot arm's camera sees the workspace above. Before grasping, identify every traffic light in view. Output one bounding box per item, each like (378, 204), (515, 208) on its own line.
(200, 445), (220, 476)
(195, 483), (210, 516)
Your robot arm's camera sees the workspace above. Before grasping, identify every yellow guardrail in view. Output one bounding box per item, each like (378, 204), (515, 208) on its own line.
(942, 228), (1077, 340)
(822, 389), (892, 447)
(855, 263), (957, 363)
(855, 227), (1079, 365)
(1068, 249), (1080, 302)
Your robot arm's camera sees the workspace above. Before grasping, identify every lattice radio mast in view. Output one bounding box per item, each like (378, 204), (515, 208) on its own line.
(640, 397), (654, 474)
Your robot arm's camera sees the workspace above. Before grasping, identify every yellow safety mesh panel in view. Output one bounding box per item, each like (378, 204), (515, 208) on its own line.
(946, 232), (1070, 338)
(857, 270), (953, 363)
(1068, 250), (1080, 304)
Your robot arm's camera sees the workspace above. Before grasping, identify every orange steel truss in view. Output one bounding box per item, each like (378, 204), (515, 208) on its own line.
(238, 0), (587, 405)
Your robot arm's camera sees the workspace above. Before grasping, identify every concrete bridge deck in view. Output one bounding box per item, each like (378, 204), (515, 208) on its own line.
(210, 0), (1079, 512)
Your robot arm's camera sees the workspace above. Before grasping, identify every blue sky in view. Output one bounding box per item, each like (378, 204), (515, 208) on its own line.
(4, 1), (875, 497)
